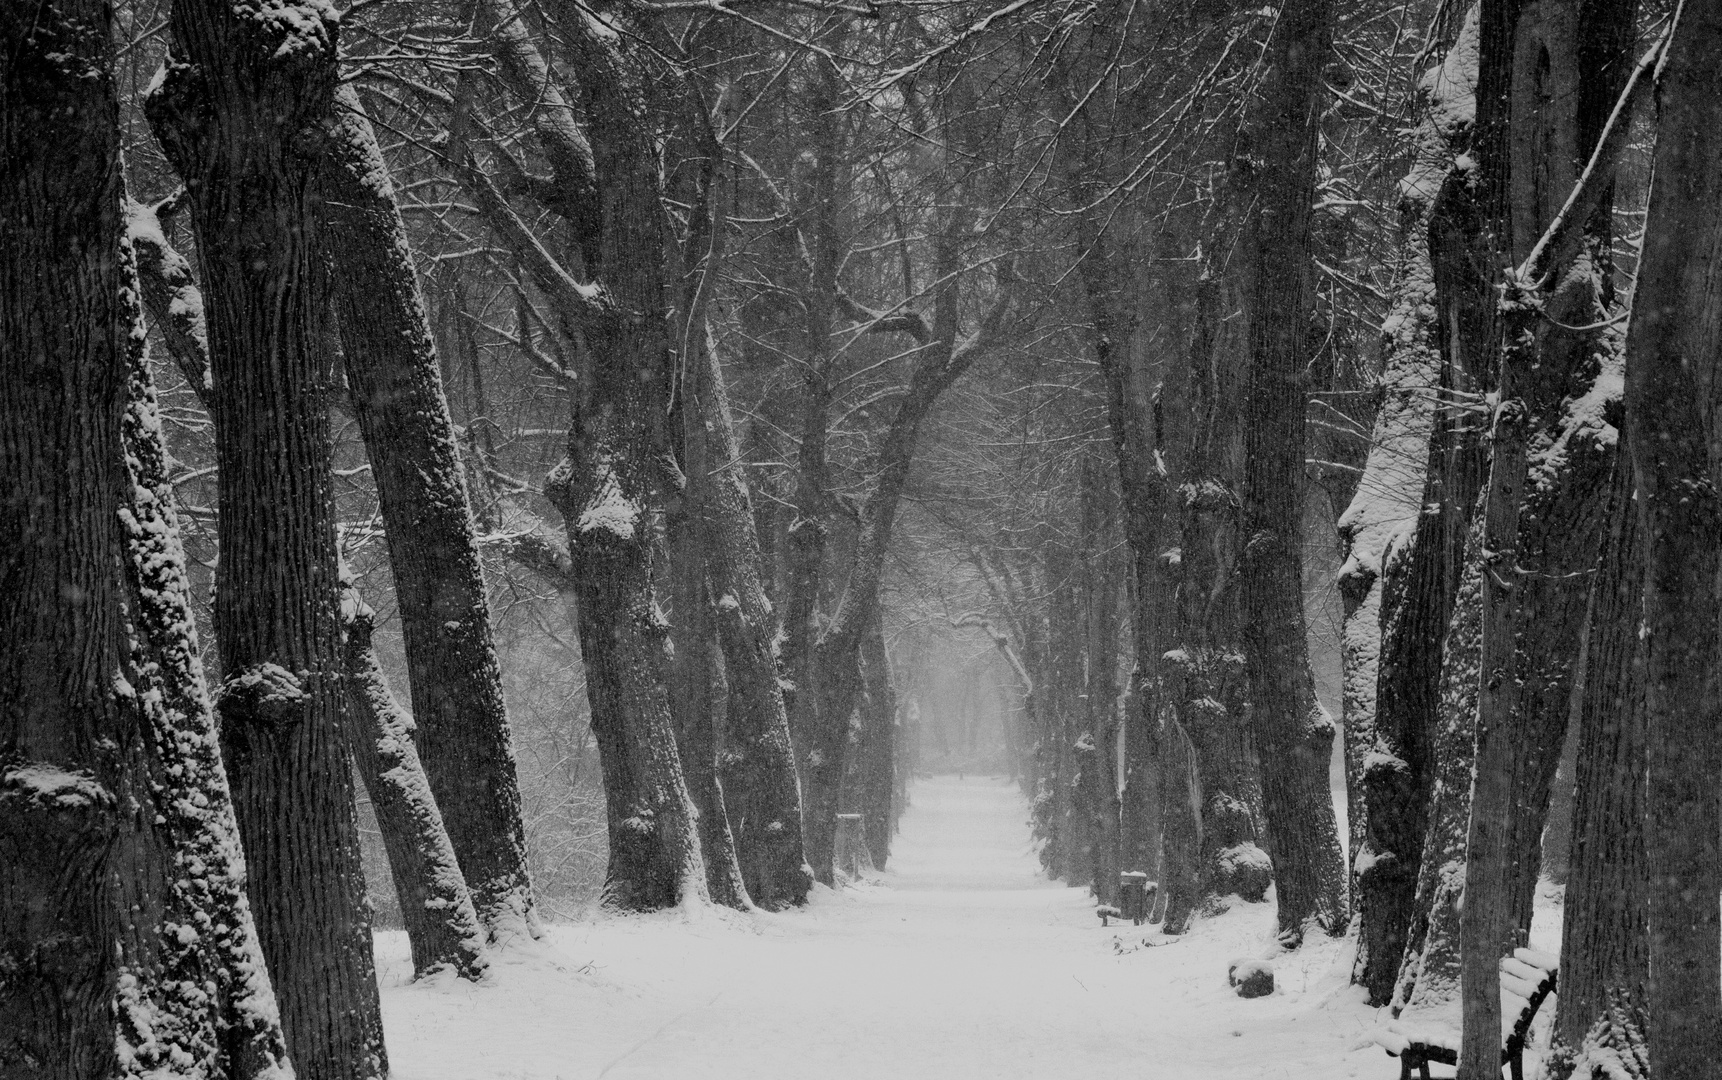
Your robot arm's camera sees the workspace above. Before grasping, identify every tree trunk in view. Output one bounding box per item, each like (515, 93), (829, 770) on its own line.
(1549, 449), (1647, 1079)
(1457, 0), (1634, 1066)
(1337, 4), (1469, 1004)
(857, 618), (899, 870)
(320, 84), (538, 939)
(2, 16), (293, 1073)
(1624, 10), (1722, 1072)
(341, 583), (489, 980)
(687, 326), (813, 908)
(667, 506), (752, 911)
(1238, 0), (1347, 944)
(147, 5), (388, 1073)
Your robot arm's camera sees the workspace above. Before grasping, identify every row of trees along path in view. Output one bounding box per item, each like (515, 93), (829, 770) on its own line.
(7, 0), (1722, 1076)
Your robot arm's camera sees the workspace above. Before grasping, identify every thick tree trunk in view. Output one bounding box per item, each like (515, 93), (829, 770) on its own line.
(320, 85), (538, 939)
(1238, 0), (1347, 944)
(1624, 11), (1722, 1073)
(1337, 6), (1469, 1003)
(2, 17), (292, 1074)
(1077, 226), (1170, 890)
(1457, 2), (1634, 1066)
(341, 584), (488, 980)
(1549, 450), (1647, 1079)
(666, 509), (752, 911)
(148, 2), (388, 1074)
(687, 327), (812, 908)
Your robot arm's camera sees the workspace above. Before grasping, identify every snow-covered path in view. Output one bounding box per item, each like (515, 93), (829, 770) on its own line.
(379, 776), (1382, 1079)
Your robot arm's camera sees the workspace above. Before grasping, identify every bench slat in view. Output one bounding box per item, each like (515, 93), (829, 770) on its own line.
(1513, 947), (1559, 973)
(1500, 956), (1545, 983)
(1500, 972), (1543, 1001)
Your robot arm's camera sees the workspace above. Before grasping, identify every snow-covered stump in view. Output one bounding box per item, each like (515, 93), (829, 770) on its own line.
(1229, 959), (1276, 999)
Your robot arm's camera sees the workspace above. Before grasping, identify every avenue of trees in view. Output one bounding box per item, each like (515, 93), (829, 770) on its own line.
(3, 0), (1720, 1074)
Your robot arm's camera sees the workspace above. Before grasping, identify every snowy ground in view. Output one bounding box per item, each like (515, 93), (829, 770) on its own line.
(377, 775), (1529, 1079)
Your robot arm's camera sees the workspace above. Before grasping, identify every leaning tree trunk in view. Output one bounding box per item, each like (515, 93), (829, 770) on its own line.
(1237, 0), (1347, 944)
(146, 3), (387, 1072)
(128, 173), (492, 982)
(1549, 448), (1648, 1079)
(1624, 11), (1722, 1073)
(689, 328), (812, 908)
(341, 581), (488, 980)
(2, 14), (293, 1073)
(319, 84), (538, 939)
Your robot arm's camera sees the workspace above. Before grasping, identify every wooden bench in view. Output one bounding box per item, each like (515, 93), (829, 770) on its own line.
(1097, 872), (1156, 926)
(1373, 948), (1558, 1080)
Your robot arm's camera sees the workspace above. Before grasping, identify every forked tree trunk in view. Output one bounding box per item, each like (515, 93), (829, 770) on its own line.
(320, 85), (538, 939)
(2, 14), (292, 1072)
(1237, 0), (1347, 943)
(147, 4), (387, 1072)
(1623, 10), (1722, 1073)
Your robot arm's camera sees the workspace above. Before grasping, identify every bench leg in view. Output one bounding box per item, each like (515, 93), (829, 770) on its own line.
(1509, 1050), (1523, 1080)
(1418, 1061), (1431, 1080)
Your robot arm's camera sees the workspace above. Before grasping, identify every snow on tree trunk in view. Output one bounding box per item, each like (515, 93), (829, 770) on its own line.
(319, 85), (538, 940)
(1237, 0), (1348, 944)
(1457, 1), (1635, 1065)
(1337, 5), (1471, 1005)
(1076, 221), (1172, 893)
(1623, 11), (1722, 1072)
(2, 12), (293, 1072)
(666, 504), (751, 911)
(1163, 262), (1270, 930)
(340, 581), (488, 980)
(147, 1), (387, 1071)
(685, 326), (813, 908)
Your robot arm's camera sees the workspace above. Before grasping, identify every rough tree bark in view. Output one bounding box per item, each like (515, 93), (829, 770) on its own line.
(689, 329), (813, 908)
(1623, 8), (1722, 1073)
(1548, 450), (1647, 1079)
(320, 84), (538, 939)
(456, 0), (711, 910)
(1238, 0), (1348, 943)
(1457, 4), (1638, 1067)
(666, 510), (752, 911)
(1162, 268), (1271, 932)
(129, 171), (491, 983)
(1336, 5), (1468, 1004)
(147, 0), (389, 1071)
(1, 12), (292, 1073)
